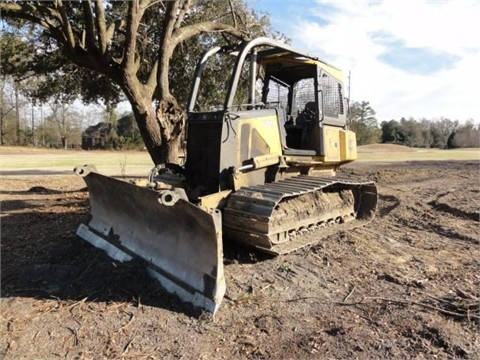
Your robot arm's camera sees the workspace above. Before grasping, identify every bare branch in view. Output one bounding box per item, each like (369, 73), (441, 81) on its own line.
(123, 0), (144, 74)
(172, 21), (248, 46)
(0, 3), (67, 46)
(228, 0), (238, 29)
(175, 0), (192, 29)
(81, 0), (97, 51)
(80, 30), (86, 48)
(146, 60), (158, 97)
(156, 0), (181, 98)
(0, 2), (61, 22)
(94, 0), (108, 53)
(141, 0), (165, 10)
(162, 0), (180, 40)
(105, 19), (126, 46)
(56, 0), (76, 50)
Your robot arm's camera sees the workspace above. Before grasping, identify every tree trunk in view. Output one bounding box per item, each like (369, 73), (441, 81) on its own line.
(156, 97), (185, 164)
(130, 104), (162, 164)
(127, 94), (184, 166)
(15, 83), (20, 145)
(0, 117), (3, 146)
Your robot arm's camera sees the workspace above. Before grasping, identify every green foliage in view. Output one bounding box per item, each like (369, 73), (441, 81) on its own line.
(1, 1), (278, 109)
(1, 29), (122, 106)
(380, 117), (465, 149)
(117, 114), (139, 138)
(346, 100), (475, 149)
(0, 31), (33, 79)
(115, 134), (145, 150)
(0, 78), (18, 145)
(164, 3), (281, 107)
(349, 101), (380, 145)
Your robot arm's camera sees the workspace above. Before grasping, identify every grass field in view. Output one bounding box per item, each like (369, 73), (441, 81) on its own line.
(0, 147), (155, 176)
(0, 145), (478, 176)
(358, 144), (479, 162)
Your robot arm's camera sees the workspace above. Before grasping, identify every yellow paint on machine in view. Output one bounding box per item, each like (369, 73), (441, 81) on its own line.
(323, 126), (358, 163)
(340, 129), (358, 162)
(238, 114), (283, 165)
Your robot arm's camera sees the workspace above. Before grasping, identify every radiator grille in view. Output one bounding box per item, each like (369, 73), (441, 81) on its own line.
(185, 113), (224, 198)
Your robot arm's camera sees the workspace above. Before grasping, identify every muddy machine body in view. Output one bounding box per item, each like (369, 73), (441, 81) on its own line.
(76, 38), (377, 313)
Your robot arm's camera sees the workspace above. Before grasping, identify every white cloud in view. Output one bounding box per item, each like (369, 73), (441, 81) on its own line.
(261, 0), (480, 121)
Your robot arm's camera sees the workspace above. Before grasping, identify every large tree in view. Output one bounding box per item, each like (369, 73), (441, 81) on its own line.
(0, 0), (270, 164)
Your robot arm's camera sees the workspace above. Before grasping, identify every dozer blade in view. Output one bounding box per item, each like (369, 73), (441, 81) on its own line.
(74, 165), (225, 314)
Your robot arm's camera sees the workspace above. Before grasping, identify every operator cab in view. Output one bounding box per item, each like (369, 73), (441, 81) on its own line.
(187, 39), (348, 157)
(257, 52), (347, 156)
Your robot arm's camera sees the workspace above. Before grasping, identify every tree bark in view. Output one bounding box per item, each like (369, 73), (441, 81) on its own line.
(125, 94), (185, 165)
(15, 83), (20, 145)
(126, 102), (184, 165)
(156, 97), (185, 163)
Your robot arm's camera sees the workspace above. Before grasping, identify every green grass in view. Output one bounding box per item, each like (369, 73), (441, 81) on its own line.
(358, 148), (480, 162)
(0, 148), (154, 176)
(1, 152), (153, 167)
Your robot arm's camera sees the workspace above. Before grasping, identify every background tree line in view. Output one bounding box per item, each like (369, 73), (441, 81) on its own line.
(1, 75), (82, 148)
(349, 101), (479, 149)
(0, 73), (143, 149)
(2, 76), (478, 150)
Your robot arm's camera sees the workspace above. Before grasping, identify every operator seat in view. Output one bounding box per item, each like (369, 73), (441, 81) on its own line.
(296, 101), (317, 125)
(283, 101), (318, 155)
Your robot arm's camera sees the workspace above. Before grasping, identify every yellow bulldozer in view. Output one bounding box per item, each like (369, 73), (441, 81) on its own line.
(75, 37), (377, 314)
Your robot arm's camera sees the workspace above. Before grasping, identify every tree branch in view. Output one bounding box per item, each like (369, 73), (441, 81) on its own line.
(156, 0), (180, 99)
(94, 0), (108, 53)
(56, 0), (76, 50)
(123, 0), (143, 74)
(81, 0), (97, 51)
(105, 19), (126, 46)
(142, 0), (166, 10)
(175, 0), (192, 29)
(228, 0), (238, 29)
(172, 21), (248, 46)
(0, 3), (67, 47)
(162, 1), (180, 40)
(0, 2), (61, 23)
(146, 60), (158, 97)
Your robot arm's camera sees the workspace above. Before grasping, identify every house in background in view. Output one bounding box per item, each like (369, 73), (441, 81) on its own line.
(81, 122), (112, 150)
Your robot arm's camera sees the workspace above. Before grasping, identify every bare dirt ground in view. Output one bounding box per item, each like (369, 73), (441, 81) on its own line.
(1, 151), (479, 359)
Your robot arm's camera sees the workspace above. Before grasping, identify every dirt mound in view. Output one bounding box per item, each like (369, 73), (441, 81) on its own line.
(358, 143), (417, 153)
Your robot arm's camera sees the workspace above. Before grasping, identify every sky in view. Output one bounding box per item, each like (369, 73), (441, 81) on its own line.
(247, 0), (479, 123)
